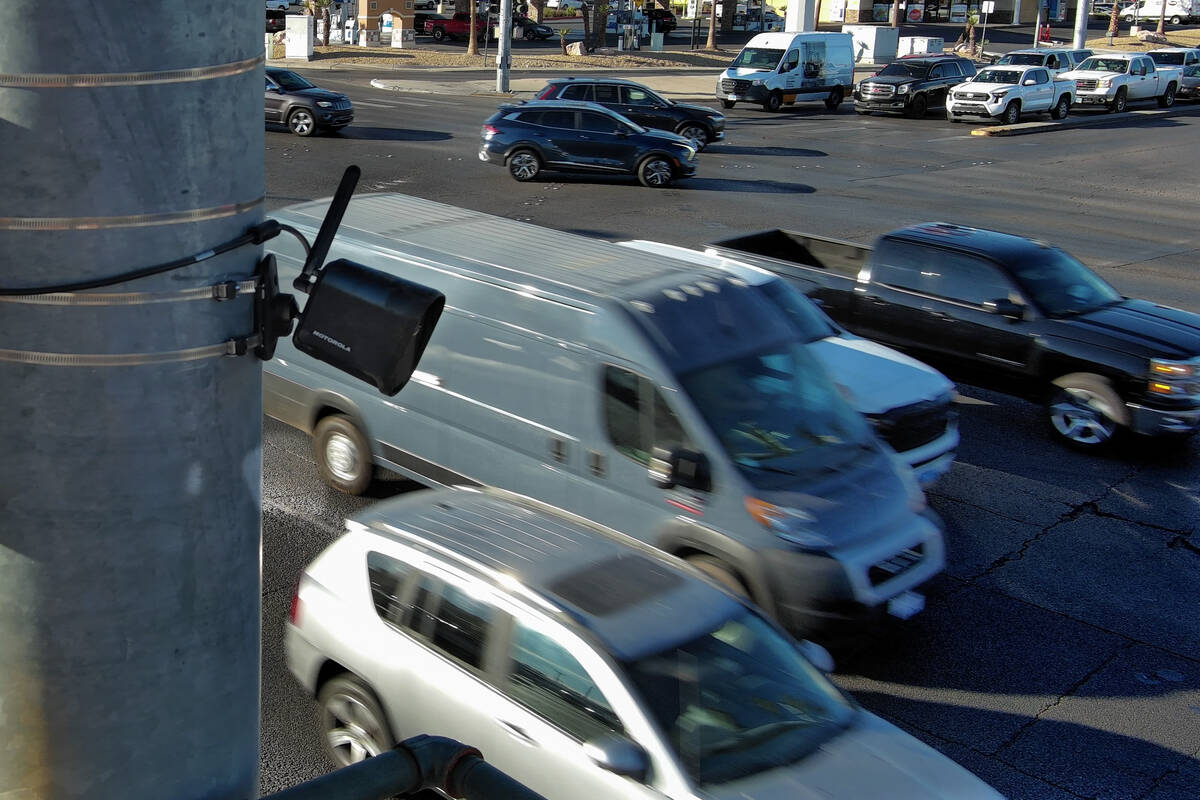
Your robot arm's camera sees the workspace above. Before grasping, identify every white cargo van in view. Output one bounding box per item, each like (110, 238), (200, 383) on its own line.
(717, 31), (854, 112)
(1121, 0), (1199, 22)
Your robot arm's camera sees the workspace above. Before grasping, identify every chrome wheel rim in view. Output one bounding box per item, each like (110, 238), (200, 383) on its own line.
(509, 153), (538, 180)
(643, 159), (672, 186)
(324, 432), (360, 482)
(290, 110), (313, 134)
(678, 125), (706, 149)
(1050, 388), (1117, 446)
(323, 694), (384, 766)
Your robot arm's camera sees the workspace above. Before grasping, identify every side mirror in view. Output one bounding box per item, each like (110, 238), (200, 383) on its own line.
(986, 298), (1026, 321)
(649, 447), (712, 492)
(583, 733), (649, 781)
(614, 127), (629, 137)
(797, 639), (836, 673)
(1023, 78), (1036, 85)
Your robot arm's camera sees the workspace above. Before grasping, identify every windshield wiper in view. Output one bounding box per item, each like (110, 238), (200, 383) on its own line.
(737, 459), (797, 476)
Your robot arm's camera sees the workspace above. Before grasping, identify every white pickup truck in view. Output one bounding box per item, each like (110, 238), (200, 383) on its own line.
(1060, 53), (1182, 112)
(945, 65), (1074, 124)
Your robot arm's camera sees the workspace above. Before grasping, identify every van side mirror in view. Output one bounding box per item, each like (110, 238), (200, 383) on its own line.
(986, 298), (1026, 321)
(583, 734), (649, 780)
(797, 639), (836, 672)
(649, 447), (712, 492)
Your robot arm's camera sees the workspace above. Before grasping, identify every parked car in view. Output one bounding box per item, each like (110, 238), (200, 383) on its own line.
(718, 32), (854, 112)
(1121, 0), (1199, 24)
(537, 77), (725, 149)
(1181, 62), (1200, 99)
(425, 11), (489, 41)
(546, 0), (585, 9)
(946, 65), (1075, 124)
(265, 0), (294, 10)
(993, 48), (1092, 77)
(266, 8), (286, 32)
(708, 223), (1200, 450)
(615, 239), (959, 487)
(514, 14), (554, 39)
(414, 0), (437, 8)
(414, 12), (445, 34)
(1060, 53), (1181, 112)
(1091, 0), (1134, 17)
(1147, 47), (1200, 69)
(645, 7), (678, 31)
(286, 487), (1001, 799)
(854, 55), (976, 118)
(264, 68), (353, 136)
(264, 193), (944, 637)
(479, 100), (697, 187)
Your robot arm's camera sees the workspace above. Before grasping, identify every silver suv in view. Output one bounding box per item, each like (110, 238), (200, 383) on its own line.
(286, 487), (1003, 800)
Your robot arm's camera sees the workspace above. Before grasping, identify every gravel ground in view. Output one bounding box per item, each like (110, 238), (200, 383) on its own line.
(1085, 28), (1200, 50)
(285, 43), (735, 70)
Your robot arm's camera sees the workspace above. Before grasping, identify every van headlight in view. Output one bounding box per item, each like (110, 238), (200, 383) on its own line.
(751, 79), (764, 86)
(745, 498), (833, 551)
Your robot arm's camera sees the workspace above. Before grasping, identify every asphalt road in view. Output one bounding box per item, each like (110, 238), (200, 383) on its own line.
(260, 72), (1200, 799)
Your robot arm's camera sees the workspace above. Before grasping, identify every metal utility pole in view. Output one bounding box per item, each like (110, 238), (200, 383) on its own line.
(0, 1), (263, 798)
(497, 0), (514, 92)
(1071, 0), (1089, 47)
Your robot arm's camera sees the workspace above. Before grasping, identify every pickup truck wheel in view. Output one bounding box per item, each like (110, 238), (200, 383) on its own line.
(431, 26), (446, 41)
(1110, 87), (1128, 113)
(1158, 83), (1176, 108)
(721, 99), (736, 109)
(904, 94), (928, 118)
(313, 415), (374, 495)
(763, 90), (783, 112)
(507, 149), (541, 181)
(686, 555), (749, 599)
(1050, 94), (1071, 120)
(824, 87), (844, 111)
(637, 155), (674, 188)
(1047, 374), (1126, 450)
(1000, 100), (1021, 125)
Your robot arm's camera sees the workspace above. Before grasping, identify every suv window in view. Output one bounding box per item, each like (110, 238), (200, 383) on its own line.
(593, 84), (621, 103)
(407, 576), (495, 670)
(621, 86), (657, 105)
(929, 63), (946, 78)
(603, 366), (687, 465)
(368, 551), (414, 625)
(506, 622), (623, 741)
(560, 84), (592, 101)
(539, 109), (576, 128)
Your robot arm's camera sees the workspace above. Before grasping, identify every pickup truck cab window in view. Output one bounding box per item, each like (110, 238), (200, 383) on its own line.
(874, 240), (1014, 307)
(1007, 248), (1122, 317)
(1033, 69), (1050, 84)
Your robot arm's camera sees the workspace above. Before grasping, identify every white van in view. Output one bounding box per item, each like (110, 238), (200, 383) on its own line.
(717, 31), (854, 112)
(1121, 0), (1198, 23)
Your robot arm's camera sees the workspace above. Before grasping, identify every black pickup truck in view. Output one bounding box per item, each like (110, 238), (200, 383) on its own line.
(709, 223), (1200, 450)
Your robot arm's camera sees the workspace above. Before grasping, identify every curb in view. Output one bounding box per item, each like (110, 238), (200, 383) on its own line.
(969, 102), (1200, 136)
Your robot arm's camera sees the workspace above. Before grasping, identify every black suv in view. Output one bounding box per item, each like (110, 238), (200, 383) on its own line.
(265, 68), (354, 136)
(478, 100), (698, 188)
(645, 7), (678, 31)
(854, 56), (976, 118)
(536, 77), (725, 149)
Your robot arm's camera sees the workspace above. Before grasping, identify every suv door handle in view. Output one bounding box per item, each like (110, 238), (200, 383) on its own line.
(498, 719), (536, 745)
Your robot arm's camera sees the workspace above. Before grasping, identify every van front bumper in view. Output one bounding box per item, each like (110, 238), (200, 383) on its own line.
(717, 84), (769, 103)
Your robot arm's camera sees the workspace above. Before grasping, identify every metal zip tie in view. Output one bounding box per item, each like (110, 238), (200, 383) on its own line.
(0, 197), (264, 231)
(0, 280), (258, 306)
(0, 54), (263, 88)
(0, 336), (262, 366)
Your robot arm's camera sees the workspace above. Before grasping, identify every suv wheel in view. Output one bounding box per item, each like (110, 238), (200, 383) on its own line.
(317, 675), (393, 768)
(637, 155), (674, 188)
(507, 149), (541, 181)
(287, 107), (316, 136)
(904, 93), (928, 118)
(676, 122), (709, 150)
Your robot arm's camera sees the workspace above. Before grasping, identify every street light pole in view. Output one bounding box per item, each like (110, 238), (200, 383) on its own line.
(1071, 0), (1089, 47)
(0, 1), (264, 797)
(497, 0), (514, 91)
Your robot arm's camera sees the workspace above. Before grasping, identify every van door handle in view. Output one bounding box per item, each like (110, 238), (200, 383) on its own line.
(549, 437), (568, 463)
(498, 720), (536, 745)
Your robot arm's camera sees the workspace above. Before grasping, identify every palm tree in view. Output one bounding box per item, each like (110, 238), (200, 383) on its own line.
(1156, 0), (1167, 34)
(1107, 0), (1121, 38)
(705, 0), (718, 49)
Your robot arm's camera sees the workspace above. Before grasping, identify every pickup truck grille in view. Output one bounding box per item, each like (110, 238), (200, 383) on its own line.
(859, 82), (896, 98)
(869, 396), (954, 454)
(720, 78), (750, 94)
(869, 543), (925, 586)
(955, 91), (991, 100)
(1075, 78), (1099, 90)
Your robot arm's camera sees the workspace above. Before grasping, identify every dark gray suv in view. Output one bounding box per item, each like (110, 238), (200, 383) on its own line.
(478, 100), (698, 188)
(265, 68), (353, 136)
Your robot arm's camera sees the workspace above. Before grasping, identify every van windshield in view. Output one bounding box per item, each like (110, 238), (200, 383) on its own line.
(623, 608), (855, 786)
(679, 341), (872, 481)
(730, 47), (785, 70)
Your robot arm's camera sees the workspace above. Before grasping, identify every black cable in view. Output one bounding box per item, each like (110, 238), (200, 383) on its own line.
(0, 220), (291, 297)
(278, 223), (312, 260)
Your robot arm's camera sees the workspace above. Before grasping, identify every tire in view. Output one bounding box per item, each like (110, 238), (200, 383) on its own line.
(287, 107), (316, 137)
(855, 107), (871, 114)
(1110, 87), (1127, 113)
(317, 675), (394, 768)
(721, 99), (736, 109)
(313, 415), (374, 495)
(637, 155), (674, 188)
(1158, 83), (1176, 108)
(1170, 14), (1182, 23)
(763, 90), (783, 112)
(686, 555), (750, 599)
(824, 86), (844, 111)
(675, 122), (709, 150)
(1046, 373), (1127, 450)
(507, 148), (541, 181)
(524, 28), (536, 40)
(904, 93), (928, 118)
(431, 26), (446, 41)
(1001, 100), (1021, 125)
(946, 108), (958, 122)
(1050, 94), (1070, 120)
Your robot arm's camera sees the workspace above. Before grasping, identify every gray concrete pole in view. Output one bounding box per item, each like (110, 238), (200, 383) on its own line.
(1072, 0), (1090, 48)
(0, 1), (263, 798)
(498, 0), (514, 91)
(785, 0), (817, 31)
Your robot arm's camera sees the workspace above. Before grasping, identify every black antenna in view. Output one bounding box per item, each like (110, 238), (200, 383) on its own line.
(294, 165), (361, 294)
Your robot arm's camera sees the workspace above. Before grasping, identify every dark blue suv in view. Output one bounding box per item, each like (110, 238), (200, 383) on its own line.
(478, 100), (698, 188)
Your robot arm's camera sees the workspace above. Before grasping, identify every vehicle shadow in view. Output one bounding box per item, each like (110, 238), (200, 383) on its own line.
(685, 177), (816, 193)
(329, 127), (453, 142)
(705, 144), (827, 157)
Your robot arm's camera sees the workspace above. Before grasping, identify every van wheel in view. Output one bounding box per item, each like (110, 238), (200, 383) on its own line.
(824, 87), (844, 111)
(317, 675), (394, 768)
(1046, 373), (1126, 450)
(1158, 83), (1176, 108)
(763, 90), (783, 112)
(721, 99), (735, 109)
(1050, 94), (1071, 120)
(313, 415), (374, 495)
(686, 555), (749, 599)
(1170, 13), (1182, 23)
